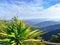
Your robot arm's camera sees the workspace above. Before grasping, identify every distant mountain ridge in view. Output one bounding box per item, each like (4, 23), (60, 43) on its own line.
(25, 20), (60, 32)
(24, 19), (47, 25)
(25, 20), (60, 41)
(35, 21), (60, 28)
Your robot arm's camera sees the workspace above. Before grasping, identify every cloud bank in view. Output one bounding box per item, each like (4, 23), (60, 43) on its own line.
(0, 0), (60, 20)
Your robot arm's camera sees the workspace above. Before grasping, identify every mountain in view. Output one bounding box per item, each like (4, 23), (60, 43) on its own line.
(35, 21), (60, 28)
(25, 20), (60, 32)
(40, 23), (60, 41)
(40, 24), (60, 32)
(42, 28), (60, 41)
(24, 19), (48, 25)
(25, 20), (60, 41)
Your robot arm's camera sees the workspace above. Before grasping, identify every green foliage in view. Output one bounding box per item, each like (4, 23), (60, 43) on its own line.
(49, 33), (60, 43)
(0, 17), (45, 45)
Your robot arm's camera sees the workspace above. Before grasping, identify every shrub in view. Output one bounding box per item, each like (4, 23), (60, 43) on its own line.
(49, 33), (60, 43)
(0, 17), (45, 45)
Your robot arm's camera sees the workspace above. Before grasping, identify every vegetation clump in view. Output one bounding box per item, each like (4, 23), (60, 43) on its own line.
(0, 17), (45, 45)
(49, 33), (60, 43)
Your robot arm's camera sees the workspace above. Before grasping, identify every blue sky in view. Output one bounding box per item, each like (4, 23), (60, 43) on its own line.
(0, 0), (60, 20)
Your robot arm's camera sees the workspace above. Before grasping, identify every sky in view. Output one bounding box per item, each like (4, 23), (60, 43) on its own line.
(0, 0), (60, 20)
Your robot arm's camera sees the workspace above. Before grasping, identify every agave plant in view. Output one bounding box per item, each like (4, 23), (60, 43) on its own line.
(0, 17), (45, 45)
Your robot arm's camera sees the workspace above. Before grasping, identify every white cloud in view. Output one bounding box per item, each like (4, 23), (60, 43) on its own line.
(18, 3), (60, 20)
(40, 3), (60, 19)
(0, 0), (60, 20)
(0, 0), (44, 19)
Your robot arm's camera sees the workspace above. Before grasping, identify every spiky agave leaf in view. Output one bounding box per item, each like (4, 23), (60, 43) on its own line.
(0, 17), (45, 45)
